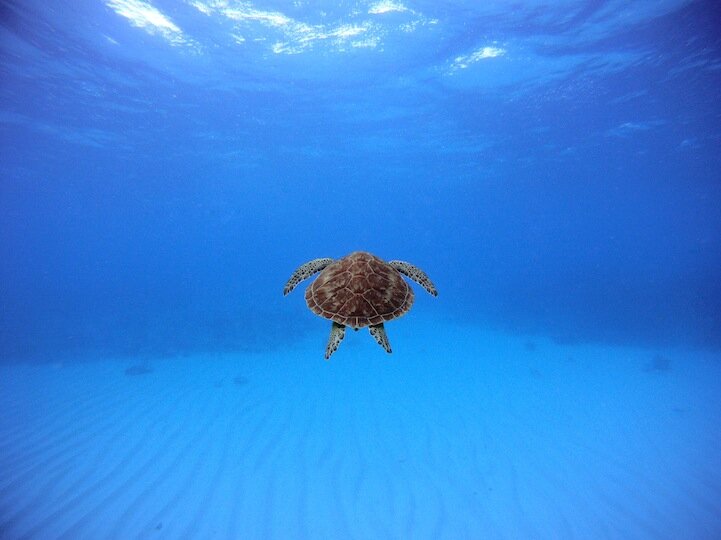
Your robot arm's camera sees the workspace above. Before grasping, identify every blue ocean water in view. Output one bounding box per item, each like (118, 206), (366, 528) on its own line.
(1, 1), (721, 538)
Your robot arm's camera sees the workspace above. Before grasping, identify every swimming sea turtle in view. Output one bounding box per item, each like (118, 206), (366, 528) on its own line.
(284, 251), (437, 359)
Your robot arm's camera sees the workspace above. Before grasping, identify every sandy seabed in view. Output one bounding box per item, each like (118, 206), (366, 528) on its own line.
(1, 320), (720, 539)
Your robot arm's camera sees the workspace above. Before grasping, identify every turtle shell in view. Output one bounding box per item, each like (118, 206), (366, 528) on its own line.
(305, 251), (414, 328)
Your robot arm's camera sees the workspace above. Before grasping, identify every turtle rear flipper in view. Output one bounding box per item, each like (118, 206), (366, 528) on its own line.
(325, 322), (346, 360)
(369, 324), (392, 354)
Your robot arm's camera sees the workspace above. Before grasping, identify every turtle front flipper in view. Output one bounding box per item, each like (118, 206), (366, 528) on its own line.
(283, 258), (334, 296)
(369, 323), (392, 354)
(326, 322), (346, 360)
(388, 260), (438, 297)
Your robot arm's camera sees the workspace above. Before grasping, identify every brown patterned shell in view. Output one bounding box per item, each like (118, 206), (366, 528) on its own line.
(305, 251), (414, 328)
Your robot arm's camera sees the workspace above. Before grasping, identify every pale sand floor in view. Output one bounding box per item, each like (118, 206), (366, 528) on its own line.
(1, 321), (720, 539)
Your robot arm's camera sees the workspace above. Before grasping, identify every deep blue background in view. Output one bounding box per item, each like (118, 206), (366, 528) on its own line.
(1, 0), (720, 361)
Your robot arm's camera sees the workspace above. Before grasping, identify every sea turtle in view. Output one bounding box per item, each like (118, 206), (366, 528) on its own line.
(283, 251), (437, 359)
